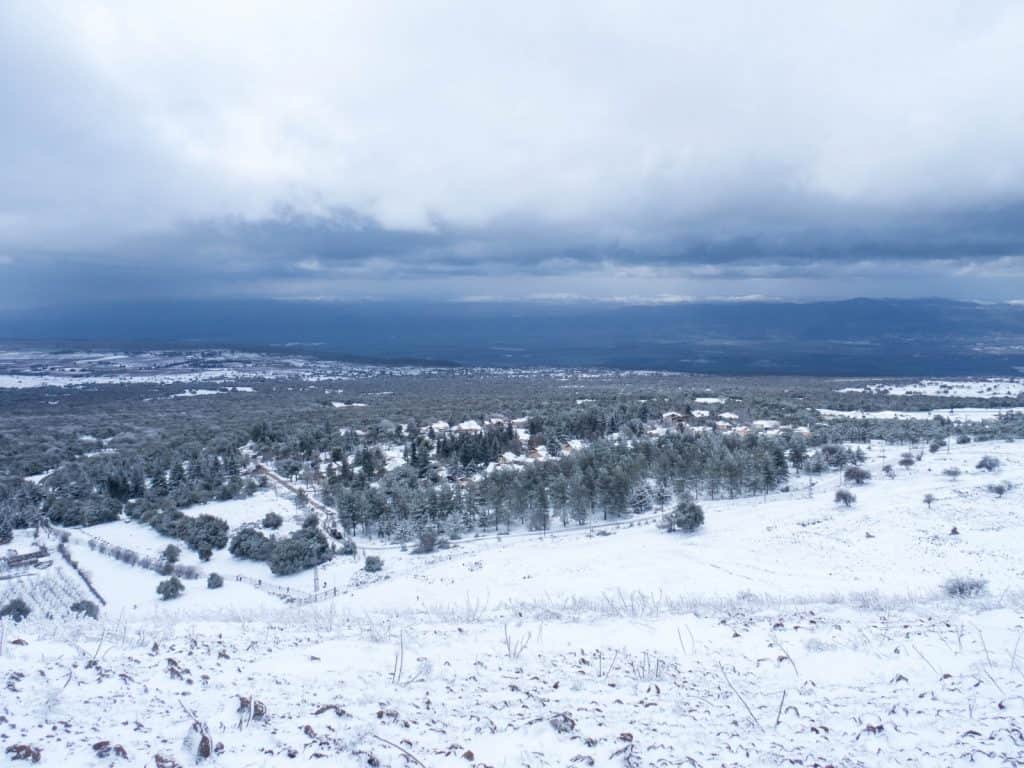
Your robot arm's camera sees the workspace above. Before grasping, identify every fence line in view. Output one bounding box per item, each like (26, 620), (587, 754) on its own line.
(54, 538), (107, 606)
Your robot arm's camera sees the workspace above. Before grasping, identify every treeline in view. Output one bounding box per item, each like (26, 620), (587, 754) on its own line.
(325, 430), (797, 541)
(34, 442), (254, 527)
(0, 479), (44, 538)
(85, 537), (201, 580)
(813, 413), (1024, 446)
(124, 503), (230, 560)
(1, 431), (254, 563)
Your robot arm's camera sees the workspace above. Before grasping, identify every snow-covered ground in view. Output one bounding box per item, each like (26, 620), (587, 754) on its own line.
(0, 371), (266, 389)
(3, 601), (1022, 766)
(168, 387), (254, 398)
(818, 406), (1024, 421)
(4, 440), (1024, 765)
(837, 378), (1024, 398)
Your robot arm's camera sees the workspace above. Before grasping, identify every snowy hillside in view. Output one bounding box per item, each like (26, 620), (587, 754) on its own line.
(3, 439), (1024, 765)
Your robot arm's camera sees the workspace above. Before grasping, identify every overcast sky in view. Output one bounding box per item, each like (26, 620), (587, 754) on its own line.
(2, 1), (1024, 308)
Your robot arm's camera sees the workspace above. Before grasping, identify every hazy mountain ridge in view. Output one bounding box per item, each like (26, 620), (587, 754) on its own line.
(3, 298), (1024, 375)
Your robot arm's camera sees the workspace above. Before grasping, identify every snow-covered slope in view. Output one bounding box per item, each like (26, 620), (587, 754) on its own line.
(837, 378), (1024, 398)
(3, 439), (1024, 765)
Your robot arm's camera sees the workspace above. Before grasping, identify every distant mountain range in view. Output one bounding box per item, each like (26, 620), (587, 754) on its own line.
(3, 298), (1024, 376)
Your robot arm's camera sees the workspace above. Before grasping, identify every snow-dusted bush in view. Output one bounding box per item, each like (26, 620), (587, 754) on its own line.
(130, 505), (229, 558)
(175, 564), (199, 580)
(157, 577), (185, 601)
(338, 539), (358, 556)
(229, 526), (275, 561)
(0, 597), (31, 623)
(180, 513), (230, 554)
(70, 600), (99, 619)
(834, 488), (856, 507)
(663, 499), (704, 533)
(207, 573), (224, 589)
(413, 529), (438, 554)
(364, 555), (383, 572)
(262, 512), (283, 530)
(268, 518), (332, 576)
(976, 455), (1000, 472)
(987, 482), (1011, 498)
(943, 576), (987, 598)
(844, 466), (871, 485)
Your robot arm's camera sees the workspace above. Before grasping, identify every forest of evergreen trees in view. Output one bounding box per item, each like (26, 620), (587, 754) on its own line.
(3, 369), (1024, 573)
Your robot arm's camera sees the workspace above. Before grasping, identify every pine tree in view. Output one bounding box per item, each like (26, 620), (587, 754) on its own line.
(169, 462), (186, 489)
(548, 475), (569, 526)
(150, 469), (169, 497)
(528, 482), (550, 531)
(567, 469), (589, 526)
(628, 483), (652, 515)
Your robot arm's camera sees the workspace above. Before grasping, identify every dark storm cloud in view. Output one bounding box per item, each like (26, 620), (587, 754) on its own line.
(2, 2), (1024, 305)
(6, 201), (1024, 306)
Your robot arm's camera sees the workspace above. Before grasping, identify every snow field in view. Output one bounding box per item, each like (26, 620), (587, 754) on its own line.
(4, 440), (1024, 764)
(2, 601), (1023, 766)
(837, 378), (1024, 398)
(818, 407), (1024, 422)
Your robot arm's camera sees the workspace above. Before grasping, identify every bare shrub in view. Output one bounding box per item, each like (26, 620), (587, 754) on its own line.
(338, 539), (357, 556)
(413, 530), (437, 554)
(504, 623), (532, 660)
(976, 455), (1000, 472)
(943, 576), (987, 598)
(70, 600), (99, 619)
(5, 744), (41, 762)
(987, 482), (1011, 497)
(844, 466), (871, 485)
(834, 489), (856, 507)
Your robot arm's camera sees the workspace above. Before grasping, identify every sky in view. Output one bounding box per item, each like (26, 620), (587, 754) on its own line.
(2, 1), (1024, 308)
